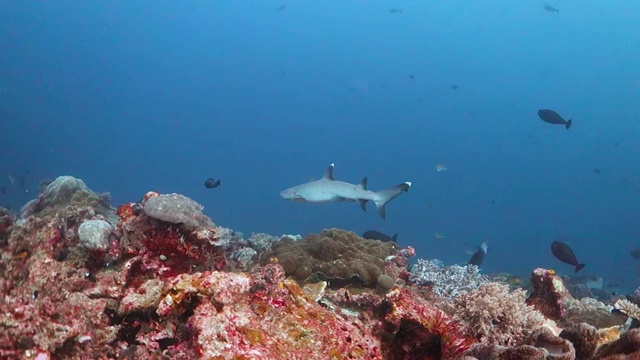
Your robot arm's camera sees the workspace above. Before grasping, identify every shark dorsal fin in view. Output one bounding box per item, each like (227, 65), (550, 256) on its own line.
(323, 163), (335, 181)
(358, 177), (368, 190)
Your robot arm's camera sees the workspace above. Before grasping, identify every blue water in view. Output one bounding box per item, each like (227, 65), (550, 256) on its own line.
(1, 1), (639, 289)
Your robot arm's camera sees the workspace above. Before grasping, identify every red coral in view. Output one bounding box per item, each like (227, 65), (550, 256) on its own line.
(526, 268), (572, 320)
(383, 288), (476, 359)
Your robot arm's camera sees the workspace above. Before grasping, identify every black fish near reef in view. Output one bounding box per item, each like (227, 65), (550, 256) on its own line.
(204, 178), (221, 189)
(362, 230), (397, 243)
(538, 109), (572, 129)
(468, 241), (489, 266)
(551, 240), (585, 272)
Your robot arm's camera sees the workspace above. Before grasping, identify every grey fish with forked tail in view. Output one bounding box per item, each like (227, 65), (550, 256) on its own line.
(280, 164), (411, 219)
(538, 109), (572, 129)
(551, 240), (585, 273)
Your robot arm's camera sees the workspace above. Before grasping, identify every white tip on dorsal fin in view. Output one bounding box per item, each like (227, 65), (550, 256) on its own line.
(358, 177), (368, 190)
(323, 163), (335, 181)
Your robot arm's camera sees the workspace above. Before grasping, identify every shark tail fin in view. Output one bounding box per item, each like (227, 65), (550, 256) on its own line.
(374, 182), (411, 219)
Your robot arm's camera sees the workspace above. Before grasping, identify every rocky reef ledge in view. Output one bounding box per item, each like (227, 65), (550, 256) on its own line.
(1, 176), (639, 359)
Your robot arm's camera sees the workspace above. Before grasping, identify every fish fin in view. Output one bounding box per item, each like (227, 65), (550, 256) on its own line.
(575, 263), (585, 273)
(565, 119), (572, 129)
(358, 177), (368, 190)
(323, 164), (335, 181)
(358, 199), (367, 211)
(374, 182), (412, 219)
(391, 233), (398, 242)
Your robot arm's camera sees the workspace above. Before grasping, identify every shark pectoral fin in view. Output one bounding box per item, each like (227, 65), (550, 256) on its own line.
(323, 163), (335, 181)
(358, 199), (368, 211)
(391, 233), (398, 242)
(357, 177), (368, 190)
(374, 182), (412, 219)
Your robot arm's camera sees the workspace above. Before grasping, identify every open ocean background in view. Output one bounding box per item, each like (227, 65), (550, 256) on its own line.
(1, 1), (639, 290)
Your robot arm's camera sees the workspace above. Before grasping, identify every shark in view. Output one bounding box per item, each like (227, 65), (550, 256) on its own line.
(280, 164), (411, 219)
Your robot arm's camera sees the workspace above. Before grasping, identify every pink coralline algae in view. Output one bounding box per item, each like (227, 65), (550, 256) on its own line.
(2, 177), (640, 359)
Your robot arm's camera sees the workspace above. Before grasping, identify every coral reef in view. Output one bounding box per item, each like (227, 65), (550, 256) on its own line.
(453, 282), (546, 346)
(409, 259), (488, 299)
(260, 228), (398, 288)
(2, 176), (640, 359)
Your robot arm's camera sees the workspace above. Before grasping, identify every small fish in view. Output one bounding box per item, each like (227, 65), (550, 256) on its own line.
(362, 230), (398, 243)
(551, 240), (585, 272)
(451, 85), (459, 90)
(408, 74), (415, 80)
(204, 178), (221, 189)
(593, 168), (601, 175)
(544, 5), (559, 13)
(538, 109), (572, 129)
(276, 4), (287, 11)
(434, 231), (445, 239)
(435, 163), (447, 172)
(505, 275), (522, 286)
(0, 186), (4, 195)
(389, 8), (402, 14)
(630, 249), (640, 259)
(468, 241), (489, 266)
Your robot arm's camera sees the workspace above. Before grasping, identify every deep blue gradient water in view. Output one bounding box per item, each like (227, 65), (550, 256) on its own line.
(1, 1), (639, 290)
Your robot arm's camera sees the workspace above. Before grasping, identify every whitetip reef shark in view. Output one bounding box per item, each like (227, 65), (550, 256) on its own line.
(280, 164), (411, 219)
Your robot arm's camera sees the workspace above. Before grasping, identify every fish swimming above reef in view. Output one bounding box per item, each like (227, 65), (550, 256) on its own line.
(468, 240), (489, 266)
(538, 109), (572, 129)
(362, 230), (397, 243)
(204, 178), (221, 189)
(544, 5), (559, 13)
(551, 240), (585, 272)
(280, 164), (411, 219)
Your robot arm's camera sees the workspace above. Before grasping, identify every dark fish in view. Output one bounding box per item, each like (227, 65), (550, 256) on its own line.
(468, 241), (489, 266)
(630, 249), (640, 259)
(276, 4), (287, 11)
(204, 178), (221, 189)
(551, 240), (585, 272)
(408, 74), (415, 80)
(389, 8), (402, 14)
(594, 168), (601, 175)
(538, 109), (572, 129)
(544, 5), (559, 13)
(451, 85), (458, 90)
(362, 230), (398, 243)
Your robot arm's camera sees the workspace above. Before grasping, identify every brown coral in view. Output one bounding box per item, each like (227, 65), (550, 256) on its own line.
(453, 282), (546, 346)
(260, 228), (398, 288)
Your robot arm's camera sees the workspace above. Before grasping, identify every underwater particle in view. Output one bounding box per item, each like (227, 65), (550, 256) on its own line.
(538, 109), (572, 129)
(436, 163), (447, 172)
(77, 219), (113, 251)
(593, 168), (601, 174)
(451, 85), (458, 90)
(204, 178), (221, 189)
(408, 74), (415, 80)
(159, 254), (168, 261)
(551, 240), (585, 272)
(434, 231), (445, 239)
